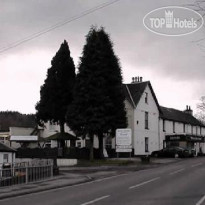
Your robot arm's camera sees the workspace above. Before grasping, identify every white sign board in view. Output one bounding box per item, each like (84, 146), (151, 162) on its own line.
(10, 136), (38, 141)
(116, 129), (132, 152)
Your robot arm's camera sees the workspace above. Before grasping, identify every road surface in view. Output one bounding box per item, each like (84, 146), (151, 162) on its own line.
(1, 157), (205, 205)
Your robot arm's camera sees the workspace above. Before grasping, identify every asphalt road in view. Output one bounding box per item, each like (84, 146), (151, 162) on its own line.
(1, 157), (205, 205)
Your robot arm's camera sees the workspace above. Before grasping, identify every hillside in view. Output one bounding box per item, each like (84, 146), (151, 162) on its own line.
(0, 111), (36, 131)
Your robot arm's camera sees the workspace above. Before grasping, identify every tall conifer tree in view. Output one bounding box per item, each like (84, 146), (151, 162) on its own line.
(36, 40), (75, 146)
(67, 27), (127, 159)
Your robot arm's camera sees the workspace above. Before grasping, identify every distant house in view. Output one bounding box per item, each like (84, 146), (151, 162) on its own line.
(9, 127), (43, 149)
(0, 142), (16, 168)
(39, 122), (81, 148)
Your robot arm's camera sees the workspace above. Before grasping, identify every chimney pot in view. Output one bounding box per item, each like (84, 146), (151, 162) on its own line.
(132, 77), (135, 83)
(135, 77), (137, 82)
(184, 105), (193, 115)
(140, 77), (143, 82)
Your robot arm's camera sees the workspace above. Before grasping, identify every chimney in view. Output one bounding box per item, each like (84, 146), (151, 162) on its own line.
(184, 105), (193, 115)
(131, 76), (144, 84)
(140, 77), (143, 82)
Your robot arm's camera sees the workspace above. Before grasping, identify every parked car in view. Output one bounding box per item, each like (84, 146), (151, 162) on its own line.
(186, 148), (196, 157)
(151, 147), (190, 158)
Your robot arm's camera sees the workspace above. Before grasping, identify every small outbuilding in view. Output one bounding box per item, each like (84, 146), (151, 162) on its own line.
(0, 142), (16, 168)
(46, 132), (79, 148)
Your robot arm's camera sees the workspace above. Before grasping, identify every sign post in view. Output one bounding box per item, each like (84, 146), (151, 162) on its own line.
(116, 129), (132, 157)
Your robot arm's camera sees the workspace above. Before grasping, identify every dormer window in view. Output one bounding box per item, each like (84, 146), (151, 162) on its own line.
(145, 92), (148, 104)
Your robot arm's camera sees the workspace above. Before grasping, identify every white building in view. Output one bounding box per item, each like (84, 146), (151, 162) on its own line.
(123, 77), (161, 155)
(38, 77), (205, 156)
(159, 106), (205, 154)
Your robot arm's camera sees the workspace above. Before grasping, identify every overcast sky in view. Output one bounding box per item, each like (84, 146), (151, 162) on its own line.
(0, 0), (205, 114)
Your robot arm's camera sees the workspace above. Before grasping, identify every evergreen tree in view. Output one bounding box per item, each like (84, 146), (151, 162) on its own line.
(67, 27), (127, 160)
(36, 40), (75, 146)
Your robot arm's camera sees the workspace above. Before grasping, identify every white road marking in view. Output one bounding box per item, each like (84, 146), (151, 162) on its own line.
(129, 177), (160, 189)
(196, 194), (205, 205)
(95, 173), (128, 182)
(0, 181), (95, 201)
(0, 173), (127, 201)
(80, 195), (110, 205)
(191, 163), (202, 168)
(169, 168), (185, 175)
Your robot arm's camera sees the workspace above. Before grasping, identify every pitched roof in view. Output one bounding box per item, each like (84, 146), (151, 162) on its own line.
(0, 142), (16, 152)
(123, 81), (161, 112)
(46, 132), (78, 141)
(160, 106), (205, 127)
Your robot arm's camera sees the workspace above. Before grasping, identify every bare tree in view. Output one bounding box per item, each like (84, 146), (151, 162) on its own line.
(195, 96), (205, 124)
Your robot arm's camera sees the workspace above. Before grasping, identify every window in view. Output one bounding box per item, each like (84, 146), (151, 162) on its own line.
(145, 92), (148, 104)
(76, 141), (82, 148)
(173, 122), (175, 133)
(145, 112), (149, 129)
(191, 126), (193, 134)
(3, 154), (8, 163)
(200, 127), (202, 135)
(183, 123), (186, 133)
(163, 120), (166, 132)
(145, 137), (149, 152)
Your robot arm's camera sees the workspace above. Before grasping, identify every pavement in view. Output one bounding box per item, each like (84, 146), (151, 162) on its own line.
(0, 157), (181, 200)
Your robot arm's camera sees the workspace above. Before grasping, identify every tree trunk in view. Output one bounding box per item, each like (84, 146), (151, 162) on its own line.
(98, 133), (104, 159)
(59, 121), (65, 148)
(60, 121), (65, 133)
(89, 135), (94, 161)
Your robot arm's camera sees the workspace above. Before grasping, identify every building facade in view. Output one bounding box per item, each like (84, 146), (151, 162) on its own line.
(159, 106), (205, 154)
(0, 142), (16, 168)
(38, 77), (205, 156)
(123, 78), (161, 155)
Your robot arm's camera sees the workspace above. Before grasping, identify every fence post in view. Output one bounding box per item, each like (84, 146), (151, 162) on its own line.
(50, 164), (53, 178)
(26, 166), (28, 184)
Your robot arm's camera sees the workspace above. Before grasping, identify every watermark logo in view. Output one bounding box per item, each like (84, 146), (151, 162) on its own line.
(143, 6), (204, 36)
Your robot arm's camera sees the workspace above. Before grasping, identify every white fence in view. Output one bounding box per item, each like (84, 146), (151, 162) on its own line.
(0, 159), (53, 187)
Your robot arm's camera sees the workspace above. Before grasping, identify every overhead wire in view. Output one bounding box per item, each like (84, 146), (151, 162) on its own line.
(0, 0), (120, 54)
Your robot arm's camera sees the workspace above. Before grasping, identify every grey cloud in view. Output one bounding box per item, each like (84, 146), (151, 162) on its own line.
(0, 0), (204, 80)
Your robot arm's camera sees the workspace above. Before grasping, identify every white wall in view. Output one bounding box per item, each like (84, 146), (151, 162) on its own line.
(0, 152), (15, 168)
(133, 85), (160, 155)
(124, 100), (134, 149)
(57, 159), (77, 166)
(159, 117), (205, 154)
